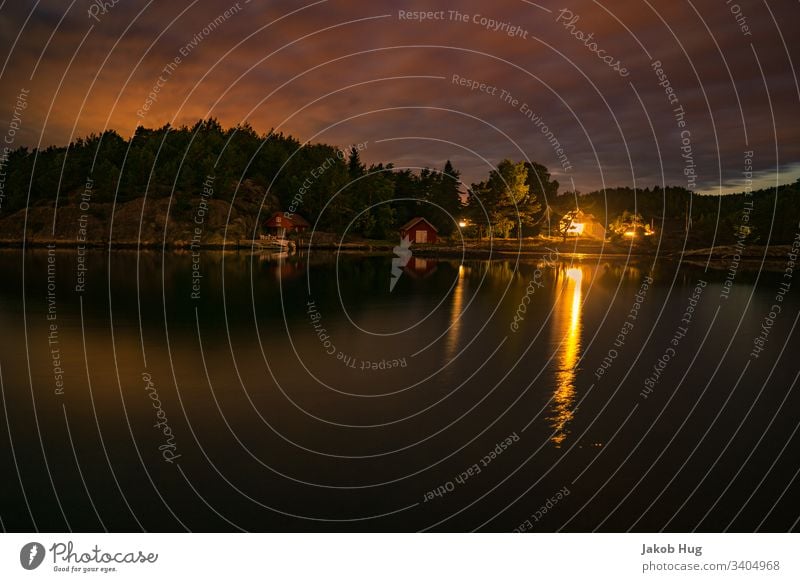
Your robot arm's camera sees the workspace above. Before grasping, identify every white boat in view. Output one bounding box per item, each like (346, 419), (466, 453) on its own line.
(255, 234), (293, 251)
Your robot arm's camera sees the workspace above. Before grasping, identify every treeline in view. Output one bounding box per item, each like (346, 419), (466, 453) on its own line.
(1, 118), (798, 244)
(0, 119), (461, 239)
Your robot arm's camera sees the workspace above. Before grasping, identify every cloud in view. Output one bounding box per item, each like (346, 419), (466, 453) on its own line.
(0, 0), (797, 193)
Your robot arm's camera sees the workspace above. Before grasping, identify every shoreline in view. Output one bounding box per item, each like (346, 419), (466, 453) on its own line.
(2, 239), (794, 271)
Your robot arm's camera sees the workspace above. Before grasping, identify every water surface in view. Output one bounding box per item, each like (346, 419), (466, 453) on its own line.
(0, 248), (798, 532)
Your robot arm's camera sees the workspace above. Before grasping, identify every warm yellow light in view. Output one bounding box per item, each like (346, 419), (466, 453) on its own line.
(569, 222), (585, 234)
(445, 262), (467, 361)
(550, 266), (583, 447)
(566, 267), (583, 282)
(458, 220), (467, 228)
(624, 230), (636, 237)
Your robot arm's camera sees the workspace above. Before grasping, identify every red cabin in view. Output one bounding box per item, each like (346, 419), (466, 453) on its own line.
(399, 216), (438, 244)
(264, 212), (310, 237)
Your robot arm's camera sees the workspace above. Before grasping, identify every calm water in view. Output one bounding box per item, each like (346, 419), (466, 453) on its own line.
(0, 248), (798, 532)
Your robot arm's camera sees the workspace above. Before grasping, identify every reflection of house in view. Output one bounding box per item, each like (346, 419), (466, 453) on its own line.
(404, 257), (438, 279)
(562, 210), (606, 240)
(399, 217), (438, 244)
(264, 212), (310, 237)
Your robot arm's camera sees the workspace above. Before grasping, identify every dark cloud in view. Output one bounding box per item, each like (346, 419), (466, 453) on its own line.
(0, 0), (798, 192)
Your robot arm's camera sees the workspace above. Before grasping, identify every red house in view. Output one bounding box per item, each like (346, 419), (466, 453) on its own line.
(399, 216), (438, 244)
(264, 212), (310, 237)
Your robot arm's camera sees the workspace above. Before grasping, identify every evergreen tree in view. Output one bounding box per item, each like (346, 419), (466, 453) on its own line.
(429, 160), (463, 234)
(522, 161), (555, 235)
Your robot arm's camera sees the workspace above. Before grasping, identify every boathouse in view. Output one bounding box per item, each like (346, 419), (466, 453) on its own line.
(399, 216), (438, 244)
(264, 212), (310, 237)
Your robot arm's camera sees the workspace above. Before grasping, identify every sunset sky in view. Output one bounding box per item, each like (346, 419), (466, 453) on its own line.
(1, 0), (798, 194)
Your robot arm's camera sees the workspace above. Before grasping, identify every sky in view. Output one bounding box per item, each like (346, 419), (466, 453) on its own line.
(0, 0), (798, 195)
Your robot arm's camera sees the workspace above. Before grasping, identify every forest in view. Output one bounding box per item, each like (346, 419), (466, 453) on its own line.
(0, 118), (797, 245)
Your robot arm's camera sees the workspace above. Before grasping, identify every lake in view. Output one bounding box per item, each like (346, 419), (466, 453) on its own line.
(0, 248), (798, 532)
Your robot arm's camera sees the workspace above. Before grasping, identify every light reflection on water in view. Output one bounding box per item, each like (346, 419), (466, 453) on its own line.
(444, 264), (466, 362)
(549, 265), (584, 447)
